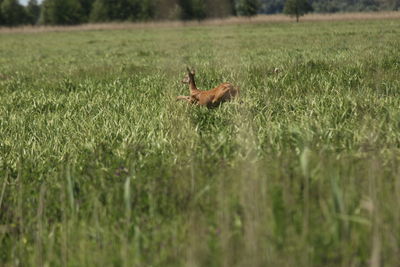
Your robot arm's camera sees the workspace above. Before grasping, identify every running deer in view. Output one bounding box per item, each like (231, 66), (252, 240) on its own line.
(177, 68), (238, 108)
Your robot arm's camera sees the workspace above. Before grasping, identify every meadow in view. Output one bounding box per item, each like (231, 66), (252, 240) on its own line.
(0, 16), (400, 266)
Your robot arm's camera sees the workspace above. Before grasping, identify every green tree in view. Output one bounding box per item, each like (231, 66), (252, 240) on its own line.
(205, 0), (235, 18)
(1, 0), (27, 26)
(192, 0), (206, 20)
(260, 0), (284, 14)
(392, 0), (400, 10)
(90, 0), (154, 22)
(235, 0), (260, 17)
(356, 0), (379, 11)
(0, 0), (4, 25)
(135, 0), (156, 20)
(178, 0), (206, 20)
(178, 0), (192, 20)
(283, 0), (312, 22)
(89, 0), (108, 22)
(40, 0), (84, 25)
(79, 0), (95, 21)
(153, 0), (179, 20)
(108, 0), (137, 21)
(26, 0), (41, 24)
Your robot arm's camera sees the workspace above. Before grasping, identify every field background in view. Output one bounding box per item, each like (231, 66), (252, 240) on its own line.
(1, 17), (400, 266)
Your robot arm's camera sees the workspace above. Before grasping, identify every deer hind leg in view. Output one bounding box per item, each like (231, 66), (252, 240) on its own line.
(222, 86), (239, 101)
(212, 87), (232, 105)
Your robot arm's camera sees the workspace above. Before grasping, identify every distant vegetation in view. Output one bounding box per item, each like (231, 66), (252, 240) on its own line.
(262, 0), (400, 13)
(0, 0), (399, 26)
(283, 0), (313, 22)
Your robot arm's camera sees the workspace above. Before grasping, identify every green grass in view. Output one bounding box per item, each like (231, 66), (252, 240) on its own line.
(1, 19), (400, 266)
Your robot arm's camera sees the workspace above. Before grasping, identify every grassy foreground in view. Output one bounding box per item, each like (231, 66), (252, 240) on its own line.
(1, 18), (400, 266)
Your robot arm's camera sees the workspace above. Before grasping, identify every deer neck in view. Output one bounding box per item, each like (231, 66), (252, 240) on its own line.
(189, 78), (199, 94)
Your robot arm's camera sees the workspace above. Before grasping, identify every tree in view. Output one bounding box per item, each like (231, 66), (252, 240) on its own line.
(283, 0), (312, 22)
(1, 0), (27, 26)
(205, 0), (235, 18)
(89, 0), (108, 22)
(109, 0), (141, 21)
(136, 0), (156, 20)
(235, 0), (260, 17)
(153, 0), (180, 20)
(229, 0), (237, 15)
(0, 0), (4, 25)
(391, 0), (400, 10)
(90, 0), (154, 22)
(178, 0), (206, 20)
(26, 0), (41, 24)
(79, 0), (95, 21)
(191, 0), (206, 20)
(178, 0), (191, 20)
(39, 0), (84, 25)
(260, 0), (284, 14)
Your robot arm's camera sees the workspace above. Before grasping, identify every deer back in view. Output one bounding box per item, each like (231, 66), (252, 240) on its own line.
(193, 83), (237, 108)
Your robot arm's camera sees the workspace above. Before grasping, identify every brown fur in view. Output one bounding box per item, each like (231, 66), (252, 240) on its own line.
(177, 68), (239, 108)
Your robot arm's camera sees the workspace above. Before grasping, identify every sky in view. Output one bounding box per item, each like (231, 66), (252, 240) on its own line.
(20, 0), (43, 5)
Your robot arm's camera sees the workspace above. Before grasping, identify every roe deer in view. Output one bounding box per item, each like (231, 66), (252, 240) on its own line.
(177, 67), (238, 108)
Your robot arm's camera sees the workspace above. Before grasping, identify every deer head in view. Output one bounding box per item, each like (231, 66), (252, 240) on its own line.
(181, 67), (195, 84)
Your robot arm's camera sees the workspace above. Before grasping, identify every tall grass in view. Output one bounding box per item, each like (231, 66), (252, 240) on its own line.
(0, 18), (400, 266)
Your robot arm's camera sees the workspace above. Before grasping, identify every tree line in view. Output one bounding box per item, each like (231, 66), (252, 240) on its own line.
(262, 0), (399, 14)
(0, 0), (398, 26)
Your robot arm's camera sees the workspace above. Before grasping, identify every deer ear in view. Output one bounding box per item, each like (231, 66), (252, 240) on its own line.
(186, 67), (191, 73)
(190, 69), (195, 75)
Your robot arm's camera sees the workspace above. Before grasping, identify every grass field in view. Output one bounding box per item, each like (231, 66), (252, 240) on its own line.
(1, 17), (400, 266)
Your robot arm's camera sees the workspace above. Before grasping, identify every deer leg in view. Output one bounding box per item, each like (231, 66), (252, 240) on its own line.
(176, 95), (198, 105)
(212, 87), (231, 104)
(176, 95), (191, 102)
